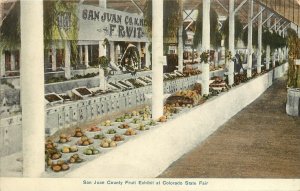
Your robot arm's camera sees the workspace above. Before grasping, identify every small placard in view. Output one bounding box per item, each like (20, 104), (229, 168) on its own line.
(295, 59), (300, 65)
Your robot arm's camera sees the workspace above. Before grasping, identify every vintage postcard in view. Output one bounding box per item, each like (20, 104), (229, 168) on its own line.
(0, 0), (300, 190)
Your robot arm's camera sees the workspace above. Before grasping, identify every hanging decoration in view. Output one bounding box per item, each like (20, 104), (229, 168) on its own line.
(221, 16), (243, 49)
(193, 4), (221, 49)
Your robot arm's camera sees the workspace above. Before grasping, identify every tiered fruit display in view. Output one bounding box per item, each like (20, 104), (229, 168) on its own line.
(148, 120), (157, 126)
(45, 140), (62, 160)
(73, 128), (85, 137)
(106, 128), (117, 134)
(124, 128), (137, 136)
(51, 160), (70, 172)
(86, 126), (101, 132)
(112, 134), (125, 142)
(136, 123), (149, 131)
(77, 136), (94, 146)
(183, 67), (201, 76)
(68, 154), (83, 163)
(118, 123), (130, 129)
(209, 76), (228, 91)
(131, 118), (141, 124)
(166, 90), (201, 106)
(94, 133), (106, 139)
(234, 73), (249, 85)
(131, 110), (139, 117)
(58, 134), (71, 143)
(115, 117), (125, 122)
(83, 146), (100, 155)
(100, 138), (117, 148)
(61, 145), (78, 153)
(101, 120), (112, 126)
(123, 113), (132, 119)
(158, 115), (167, 122)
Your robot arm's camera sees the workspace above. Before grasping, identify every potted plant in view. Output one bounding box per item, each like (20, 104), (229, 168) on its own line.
(97, 56), (110, 90)
(286, 29), (300, 116)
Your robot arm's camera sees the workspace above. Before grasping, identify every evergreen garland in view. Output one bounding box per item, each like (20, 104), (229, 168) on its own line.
(193, 4), (221, 49)
(144, 0), (181, 43)
(0, 1), (78, 61)
(0, 2), (20, 50)
(221, 16), (243, 49)
(286, 28), (300, 88)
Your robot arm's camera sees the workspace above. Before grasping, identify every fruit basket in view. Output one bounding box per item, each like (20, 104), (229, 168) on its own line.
(94, 133), (106, 139)
(209, 76), (228, 91)
(68, 154), (84, 163)
(124, 128), (137, 136)
(118, 123), (130, 129)
(101, 120), (112, 126)
(100, 138), (117, 148)
(58, 134), (71, 143)
(83, 146), (100, 155)
(77, 136), (94, 146)
(106, 128), (117, 134)
(136, 123), (150, 131)
(72, 128), (85, 137)
(112, 134), (125, 142)
(61, 145), (78, 153)
(166, 90), (202, 106)
(86, 126), (101, 132)
(51, 160), (70, 172)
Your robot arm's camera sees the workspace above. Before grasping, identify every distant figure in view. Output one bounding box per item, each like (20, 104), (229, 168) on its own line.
(234, 53), (244, 73)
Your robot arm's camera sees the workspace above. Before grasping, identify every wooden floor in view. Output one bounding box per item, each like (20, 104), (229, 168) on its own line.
(159, 77), (300, 178)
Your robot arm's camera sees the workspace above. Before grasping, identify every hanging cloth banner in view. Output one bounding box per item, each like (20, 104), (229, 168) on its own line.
(78, 5), (149, 42)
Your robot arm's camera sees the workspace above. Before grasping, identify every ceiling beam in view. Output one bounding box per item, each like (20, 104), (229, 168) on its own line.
(130, 0), (143, 14)
(269, 18), (282, 30)
(243, 7), (265, 29)
(234, 0), (248, 14)
(214, 0), (228, 13)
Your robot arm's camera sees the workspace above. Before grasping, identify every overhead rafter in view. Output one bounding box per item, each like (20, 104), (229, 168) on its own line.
(276, 21), (287, 31)
(269, 18), (282, 30)
(130, 0), (143, 14)
(234, 0), (248, 14)
(243, 7), (265, 29)
(214, 0), (228, 13)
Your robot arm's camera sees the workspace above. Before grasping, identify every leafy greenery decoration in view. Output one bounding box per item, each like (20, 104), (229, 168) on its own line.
(144, 0), (181, 43)
(220, 16), (243, 49)
(0, 2), (20, 50)
(193, 4), (221, 49)
(286, 28), (300, 88)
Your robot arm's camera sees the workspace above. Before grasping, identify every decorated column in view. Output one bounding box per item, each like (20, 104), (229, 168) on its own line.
(79, 45), (83, 65)
(51, 44), (57, 71)
(177, 0), (184, 72)
(99, 41), (106, 57)
(99, 66), (107, 90)
(151, 0), (164, 120)
(84, 45), (89, 67)
(137, 42), (142, 69)
(220, 39), (225, 65)
(109, 41), (115, 64)
(228, 0), (235, 85)
(257, 6), (263, 74)
(145, 42), (151, 68)
(0, 51), (5, 77)
(64, 41), (71, 79)
(247, 0), (253, 78)
(20, 0), (45, 177)
(201, 0), (210, 95)
(99, 0), (106, 8)
(266, 15), (271, 70)
(10, 51), (16, 71)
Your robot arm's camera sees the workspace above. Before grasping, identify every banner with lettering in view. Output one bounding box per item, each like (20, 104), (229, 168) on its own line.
(78, 5), (149, 42)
